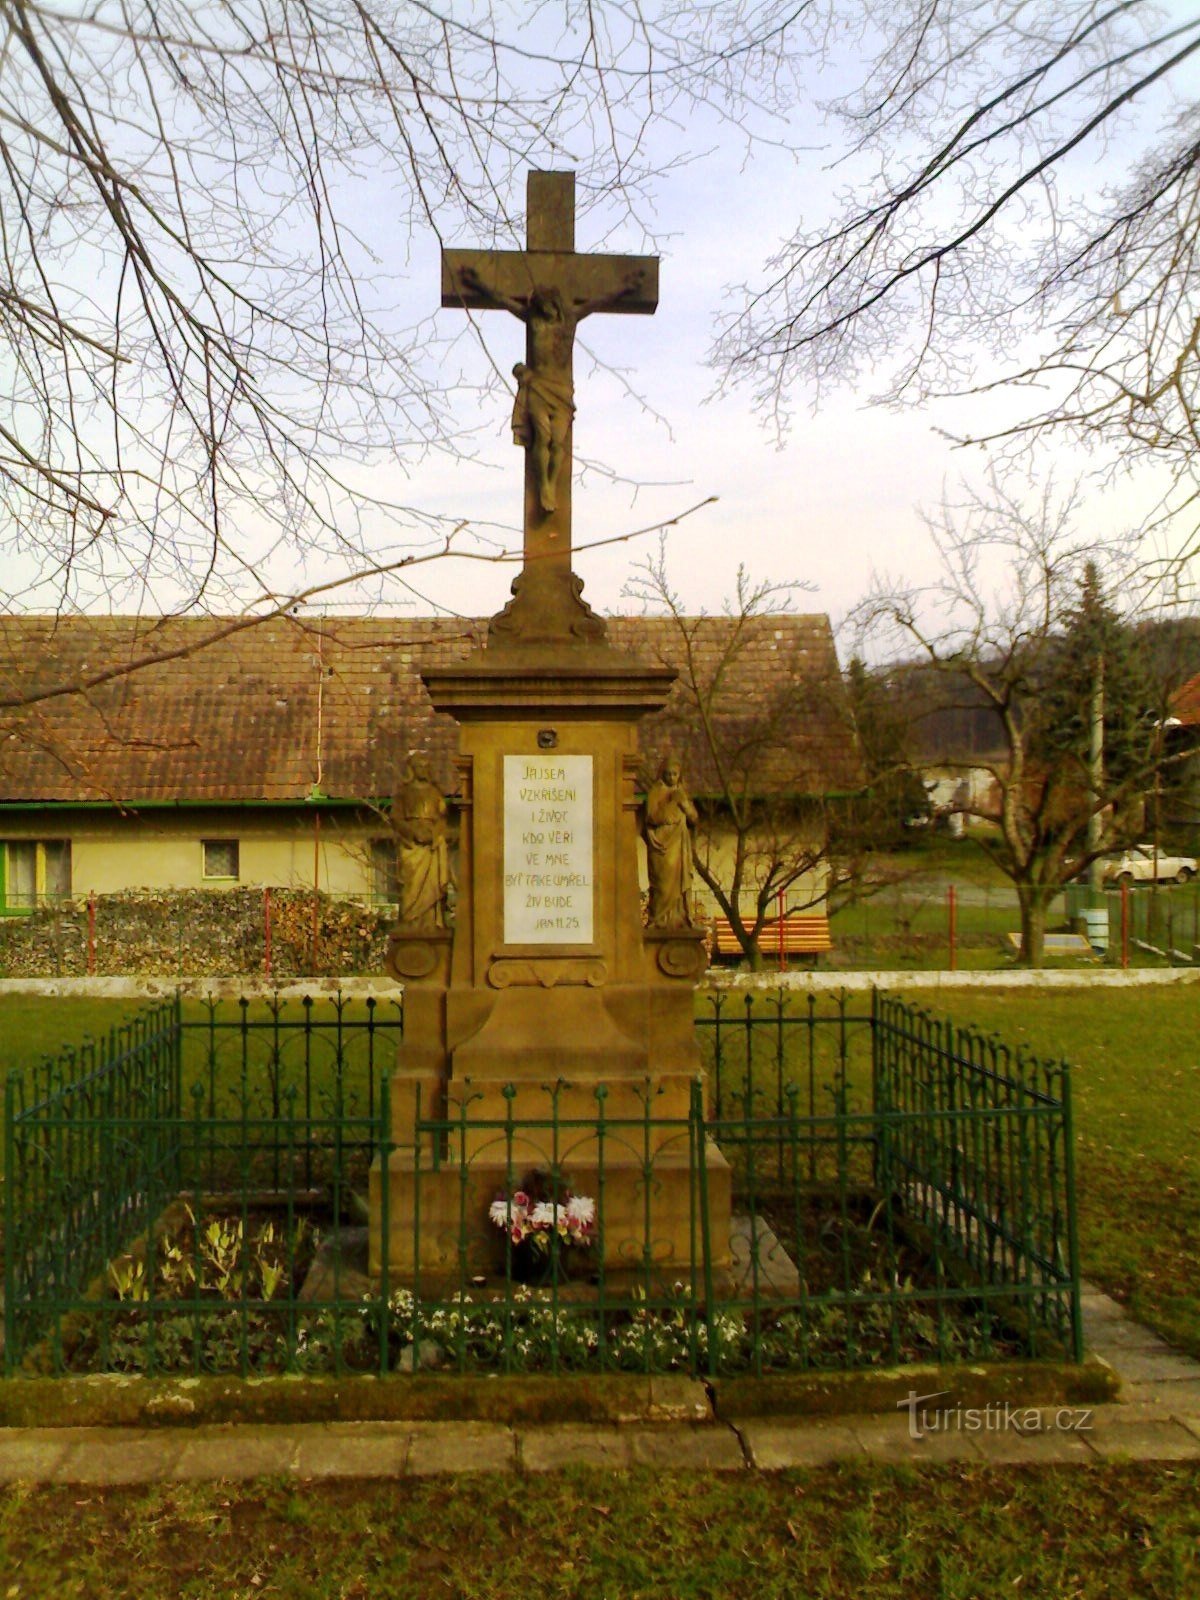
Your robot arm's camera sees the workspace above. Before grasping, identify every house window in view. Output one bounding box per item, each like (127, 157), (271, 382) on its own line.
(370, 838), (399, 905)
(2, 840), (71, 912)
(202, 839), (240, 881)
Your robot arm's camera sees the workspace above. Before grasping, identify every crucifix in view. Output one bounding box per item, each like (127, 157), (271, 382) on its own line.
(442, 172), (659, 608)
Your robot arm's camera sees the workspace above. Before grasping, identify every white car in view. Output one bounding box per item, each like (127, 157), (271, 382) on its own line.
(1101, 845), (1198, 886)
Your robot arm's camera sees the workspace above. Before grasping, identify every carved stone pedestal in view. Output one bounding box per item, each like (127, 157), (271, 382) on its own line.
(367, 628), (731, 1282)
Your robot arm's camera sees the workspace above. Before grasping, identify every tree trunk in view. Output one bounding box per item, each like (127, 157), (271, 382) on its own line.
(740, 924), (764, 971)
(1016, 887), (1048, 968)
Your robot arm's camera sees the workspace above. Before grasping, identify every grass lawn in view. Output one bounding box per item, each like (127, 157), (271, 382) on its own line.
(905, 986), (1200, 1361)
(0, 996), (399, 1195)
(0, 997), (148, 1070)
(0, 1464), (1197, 1598)
(0, 996), (397, 1076)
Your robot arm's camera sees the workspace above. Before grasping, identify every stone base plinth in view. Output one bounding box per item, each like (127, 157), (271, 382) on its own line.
(368, 1141), (731, 1281)
(440, 1073), (699, 1163)
(366, 621), (733, 1290)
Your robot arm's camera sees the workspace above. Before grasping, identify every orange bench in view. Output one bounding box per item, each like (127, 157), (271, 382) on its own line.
(710, 914), (833, 963)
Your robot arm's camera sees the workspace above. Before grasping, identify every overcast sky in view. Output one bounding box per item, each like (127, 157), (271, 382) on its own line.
(12, 3), (1197, 645)
(294, 61), (1196, 644)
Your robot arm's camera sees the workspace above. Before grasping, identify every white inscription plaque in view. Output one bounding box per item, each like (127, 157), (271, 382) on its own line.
(503, 755), (593, 944)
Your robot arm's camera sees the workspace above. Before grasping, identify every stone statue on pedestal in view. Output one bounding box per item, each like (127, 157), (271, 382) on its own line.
(642, 758), (699, 929)
(394, 753), (451, 929)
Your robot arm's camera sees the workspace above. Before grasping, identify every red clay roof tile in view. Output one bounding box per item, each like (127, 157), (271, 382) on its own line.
(0, 613), (862, 802)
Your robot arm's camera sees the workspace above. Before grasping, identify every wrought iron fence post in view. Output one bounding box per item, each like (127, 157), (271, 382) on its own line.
(378, 1069), (391, 1375)
(410, 1078), (424, 1366)
(168, 991), (183, 1195)
(710, 991), (725, 1119)
(691, 1078), (717, 1379)
(594, 1084), (609, 1371)
(283, 1083), (298, 1369)
(4, 1071), (16, 1373)
(1060, 1059), (1084, 1362)
(190, 1081), (206, 1376)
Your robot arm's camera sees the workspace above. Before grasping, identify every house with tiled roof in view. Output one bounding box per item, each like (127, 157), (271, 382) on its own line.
(1162, 668), (1200, 835)
(0, 612), (861, 915)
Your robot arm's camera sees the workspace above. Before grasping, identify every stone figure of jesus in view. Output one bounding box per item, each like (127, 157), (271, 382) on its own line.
(642, 759), (699, 929)
(456, 264), (646, 514)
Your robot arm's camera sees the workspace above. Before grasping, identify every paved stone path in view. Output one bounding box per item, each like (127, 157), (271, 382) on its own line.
(0, 1283), (1196, 1482)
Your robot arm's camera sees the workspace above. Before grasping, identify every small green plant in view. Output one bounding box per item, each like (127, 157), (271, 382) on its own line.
(193, 1211), (247, 1296)
(107, 1256), (148, 1302)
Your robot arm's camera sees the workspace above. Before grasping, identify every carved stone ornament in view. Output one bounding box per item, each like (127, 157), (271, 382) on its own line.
(488, 567), (606, 647)
(385, 928), (452, 984)
(487, 958), (607, 989)
(645, 930), (708, 982)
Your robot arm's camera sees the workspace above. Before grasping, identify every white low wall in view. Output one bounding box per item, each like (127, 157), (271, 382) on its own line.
(1, 968), (1197, 1000)
(708, 967), (1200, 991)
(0, 975), (404, 1000)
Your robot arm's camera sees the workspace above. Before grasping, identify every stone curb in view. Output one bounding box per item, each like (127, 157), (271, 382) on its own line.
(1, 1400), (1198, 1483)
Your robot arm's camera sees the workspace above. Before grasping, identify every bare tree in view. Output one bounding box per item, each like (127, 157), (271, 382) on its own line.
(625, 548), (864, 969)
(712, 1), (1200, 572)
(0, 1), (815, 620)
(856, 472), (1179, 965)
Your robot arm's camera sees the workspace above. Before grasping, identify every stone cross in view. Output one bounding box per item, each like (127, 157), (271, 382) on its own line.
(442, 171), (659, 578)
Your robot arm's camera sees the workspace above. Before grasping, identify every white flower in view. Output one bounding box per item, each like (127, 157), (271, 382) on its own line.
(565, 1195), (595, 1227)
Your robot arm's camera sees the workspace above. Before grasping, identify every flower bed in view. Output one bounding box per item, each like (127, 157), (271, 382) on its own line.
(30, 1202), (1023, 1378)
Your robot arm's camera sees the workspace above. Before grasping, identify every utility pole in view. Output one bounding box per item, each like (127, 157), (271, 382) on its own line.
(1087, 650), (1105, 898)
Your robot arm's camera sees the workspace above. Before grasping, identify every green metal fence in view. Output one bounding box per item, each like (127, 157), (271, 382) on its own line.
(183, 992), (401, 1191)
(3, 993), (402, 1374)
(1064, 880), (1200, 965)
(3, 997), (184, 1368)
(2, 990), (1080, 1377)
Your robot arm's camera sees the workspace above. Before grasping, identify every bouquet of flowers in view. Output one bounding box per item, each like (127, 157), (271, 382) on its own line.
(489, 1187), (596, 1256)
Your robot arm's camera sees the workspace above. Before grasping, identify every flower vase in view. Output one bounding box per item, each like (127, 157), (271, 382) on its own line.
(510, 1238), (570, 1286)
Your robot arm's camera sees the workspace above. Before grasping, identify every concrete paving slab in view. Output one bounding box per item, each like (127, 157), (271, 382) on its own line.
(738, 1418), (862, 1470)
(59, 1429), (188, 1484)
(405, 1422), (515, 1475)
(1093, 1402), (1174, 1425)
(173, 1426), (301, 1481)
(1086, 1421), (1200, 1462)
(520, 1425), (630, 1471)
(1119, 1379), (1200, 1409)
(1080, 1289), (1130, 1316)
(1087, 1321), (1181, 1352)
(0, 1429), (75, 1482)
(626, 1425), (745, 1471)
(293, 1424), (408, 1479)
(963, 1417), (1097, 1465)
(1104, 1350), (1200, 1383)
(850, 1417), (984, 1464)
